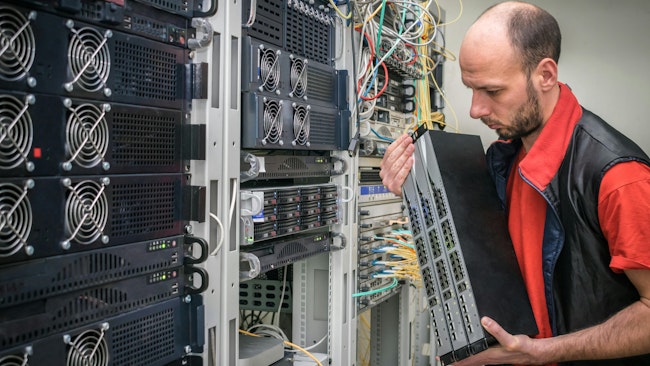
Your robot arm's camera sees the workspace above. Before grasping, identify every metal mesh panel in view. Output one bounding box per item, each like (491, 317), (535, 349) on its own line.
(111, 111), (178, 167)
(110, 180), (176, 237)
(112, 41), (178, 101)
(111, 307), (176, 365)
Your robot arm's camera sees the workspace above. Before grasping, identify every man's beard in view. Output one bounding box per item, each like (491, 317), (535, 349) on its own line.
(482, 81), (543, 140)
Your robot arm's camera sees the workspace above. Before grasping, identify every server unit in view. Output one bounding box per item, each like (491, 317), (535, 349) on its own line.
(402, 128), (537, 364)
(0, 1), (207, 365)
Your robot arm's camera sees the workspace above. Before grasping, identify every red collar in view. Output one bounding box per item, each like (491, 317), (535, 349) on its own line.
(518, 82), (583, 191)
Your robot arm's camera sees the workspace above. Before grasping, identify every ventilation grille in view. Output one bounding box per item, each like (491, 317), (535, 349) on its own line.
(262, 98), (282, 145)
(0, 352), (29, 366)
(0, 94), (33, 170)
(64, 179), (109, 245)
(307, 67), (335, 103)
(286, 4), (331, 65)
(113, 41), (178, 101)
(110, 180), (176, 237)
(309, 111), (336, 145)
(0, 182), (32, 258)
(65, 325), (109, 366)
(66, 26), (111, 93)
(0, 6), (36, 81)
(111, 112), (177, 167)
(65, 103), (110, 169)
(247, 18), (282, 46)
(278, 242), (307, 258)
(111, 307), (175, 365)
(278, 157), (308, 171)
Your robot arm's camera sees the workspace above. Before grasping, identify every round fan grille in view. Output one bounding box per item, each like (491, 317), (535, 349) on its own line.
(66, 329), (109, 366)
(67, 27), (110, 92)
(0, 354), (27, 366)
(66, 103), (108, 168)
(0, 94), (33, 170)
(0, 7), (35, 81)
(292, 104), (309, 146)
(290, 58), (307, 98)
(262, 99), (282, 145)
(0, 183), (32, 258)
(259, 48), (279, 92)
(65, 180), (108, 245)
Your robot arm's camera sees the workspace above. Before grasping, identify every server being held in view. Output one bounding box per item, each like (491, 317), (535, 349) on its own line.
(380, 1), (650, 365)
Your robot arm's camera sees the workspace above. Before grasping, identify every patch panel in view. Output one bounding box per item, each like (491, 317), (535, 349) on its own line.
(402, 128), (537, 364)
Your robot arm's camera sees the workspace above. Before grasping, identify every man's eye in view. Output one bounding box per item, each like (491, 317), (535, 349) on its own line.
(486, 90), (500, 96)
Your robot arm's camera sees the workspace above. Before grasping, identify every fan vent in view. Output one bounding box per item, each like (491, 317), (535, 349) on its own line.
(0, 94), (33, 170)
(65, 102), (109, 170)
(262, 98), (282, 145)
(259, 47), (280, 92)
(111, 307), (175, 365)
(0, 7), (35, 81)
(0, 181), (32, 258)
(66, 25), (111, 92)
(289, 56), (307, 98)
(65, 324), (109, 366)
(110, 180), (176, 237)
(278, 242), (307, 258)
(291, 104), (310, 146)
(278, 157), (308, 171)
(64, 179), (109, 245)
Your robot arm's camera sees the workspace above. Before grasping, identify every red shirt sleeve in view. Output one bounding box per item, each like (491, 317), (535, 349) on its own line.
(598, 161), (650, 273)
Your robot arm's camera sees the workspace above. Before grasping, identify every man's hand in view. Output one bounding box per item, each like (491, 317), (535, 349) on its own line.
(450, 317), (547, 366)
(379, 134), (416, 195)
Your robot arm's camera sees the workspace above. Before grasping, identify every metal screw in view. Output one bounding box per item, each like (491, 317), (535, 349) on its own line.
(26, 77), (37, 88)
(61, 240), (71, 250)
(62, 162), (72, 171)
(25, 246), (34, 256)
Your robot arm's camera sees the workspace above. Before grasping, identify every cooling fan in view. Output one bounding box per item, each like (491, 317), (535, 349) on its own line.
(289, 55), (307, 99)
(0, 180), (33, 258)
(291, 103), (310, 147)
(64, 101), (110, 171)
(65, 22), (111, 94)
(0, 6), (36, 82)
(64, 323), (110, 366)
(0, 347), (31, 366)
(258, 45), (280, 93)
(0, 94), (34, 171)
(63, 178), (109, 247)
(262, 98), (283, 145)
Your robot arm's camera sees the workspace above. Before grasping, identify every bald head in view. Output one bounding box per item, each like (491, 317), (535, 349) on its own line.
(461, 1), (561, 76)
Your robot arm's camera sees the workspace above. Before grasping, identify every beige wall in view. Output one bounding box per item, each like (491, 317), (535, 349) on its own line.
(439, 0), (650, 152)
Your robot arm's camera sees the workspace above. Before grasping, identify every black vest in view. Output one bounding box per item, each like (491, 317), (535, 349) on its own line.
(544, 109), (650, 365)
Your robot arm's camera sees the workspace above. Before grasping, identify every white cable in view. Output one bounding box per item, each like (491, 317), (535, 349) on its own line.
(247, 323), (289, 341)
(209, 212), (224, 255)
(228, 179), (237, 227)
(286, 333), (328, 352)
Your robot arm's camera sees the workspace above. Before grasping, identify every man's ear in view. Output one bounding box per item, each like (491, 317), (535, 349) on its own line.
(535, 58), (558, 92)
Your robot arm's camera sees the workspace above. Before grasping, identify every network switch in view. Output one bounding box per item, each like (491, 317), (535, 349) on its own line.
(403, 128), (537, 364)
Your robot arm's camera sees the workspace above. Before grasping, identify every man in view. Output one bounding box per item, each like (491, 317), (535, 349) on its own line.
(379, 2), (650, 365)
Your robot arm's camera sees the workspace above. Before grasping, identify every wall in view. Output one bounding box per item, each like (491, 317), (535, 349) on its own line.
(440, 0), (650, 153)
